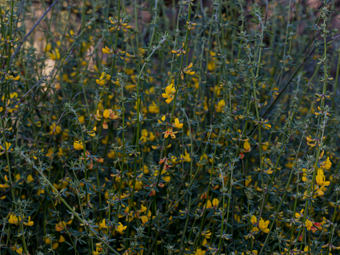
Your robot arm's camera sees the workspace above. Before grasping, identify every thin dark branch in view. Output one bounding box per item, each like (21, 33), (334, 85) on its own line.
(9, 0), (60, 66)
(247, 33), (340, 137)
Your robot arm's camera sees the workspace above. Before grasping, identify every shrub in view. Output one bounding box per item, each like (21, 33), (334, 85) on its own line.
(0, 0), (339, 254)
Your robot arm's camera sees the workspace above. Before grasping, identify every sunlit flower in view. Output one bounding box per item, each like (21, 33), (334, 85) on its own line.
(116, 222), (127, 234)
(102, 46), (113, 54)
(8, 213), (19, 225)
(55, 221), (67, 232)
(258, 218), (270, 233)
(173, 118), (183, 129)
(163, 128), (177, 139)
(24, 216), (34, 227)
(316, 168), (330, 187)
(96, 72), (111, 86)
(243, 140), (251, 152)
(99, 219), (108, 230)
(250, 215), (257, 225)
(140, 129), (149, 143)
(245, 176), (252, 187)
(212, 198), (219, 207)
(26, 174), (34, 183)
(0, 142), (12, 154)
(47, 48), (60, 60)
(320, 157), (332, 170)
(181, 150), (191, 162)
(148, 101), (160, 114)
(194, 248), (206, 255)
(306, 136), (317, 147)
(305, 218), (313, 231)
(73, 140), (84, 150)
(140, 215), (148, 225)
(183, 62), (195, 75)
(162, 80), (176, 104)
(216, 99), (225, 112)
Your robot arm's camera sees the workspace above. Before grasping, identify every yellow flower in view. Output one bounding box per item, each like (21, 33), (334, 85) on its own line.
(194, 248), (206, 255)
(107, 150), (116, 159)
(102, 46), (113, 54)
(295, 209), (304, 219)
(158, 115), (166, 124)
(140, 129), (149, 143)
(103, 109), (111, 119)
(24, 216), (34, 227)
(162, 81), (176, 104)
(173, 118), (183, 129)
(304, 246), (311, 253)
(316, 168), (330, 187)
(16, 247), (23, 254)
(171, 48), (186, 57)
(47, 48), (60, 60)
(258, 218), (270, 233)
(245, 175), (252, 187)
(202, 230), (211, 239)
(88, 126), (97, 137)
(92, 242), (103, 255)
(243, 140), (251, 152)
(261, 141), (269, 151)
(320, 157), (332, 170)
(8, 213), (19, 225)
(262, 120), (271, 130)
(46, 148), (54, 158)
(99, 219), (108, 230)
(143, 165), (149, 174)
(207, 60), (216, 71)
(55, 221), (67, 232)
(140, 215), (148, 225)
(58, 235), (65, 243)
(45, 42), (52, 52)
(301, 168), (308, 182)
(163, 128), (177, 139)
(116, 222), (127, 234)
(26, 174), (34, 183)
(148, 101), (160, 114)
(216, 99), (225, 112)
(96, 72), (111, 86)
(305, 219), (313, 231)
(212, 198), (220, 207)
(10, 75), (19, 82)
(52, 242), (59, 249)
(183, 62), (195, 75)
(250, 215), (257, 225)
(149, 131), (156, 141)
(264, 168), (273, 175)
(73, 140), (84, 150)
(0, 142), (12, 153)
(6, 74), (20, 81)
(0, 183), (9, 189)
(78, 115), (85, 124)
(212, 198), (219, 207)
(163, 175), (171, 183)
(181, 150), (191, 162)
(306, 136), (316, 147)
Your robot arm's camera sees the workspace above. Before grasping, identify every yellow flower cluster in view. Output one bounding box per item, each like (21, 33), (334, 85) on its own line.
(96, 72), (111, 86)
(162, 80), (176, 104)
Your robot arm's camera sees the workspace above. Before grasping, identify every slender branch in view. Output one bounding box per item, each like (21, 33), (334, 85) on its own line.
(9, 0), (60, 66)
(248, 33), (340, 137)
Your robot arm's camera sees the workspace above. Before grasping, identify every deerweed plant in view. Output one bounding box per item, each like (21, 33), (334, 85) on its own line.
(0, 0), (339, 254)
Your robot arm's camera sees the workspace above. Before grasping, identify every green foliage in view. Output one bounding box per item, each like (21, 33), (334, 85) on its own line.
(0, 0), (340, 254)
